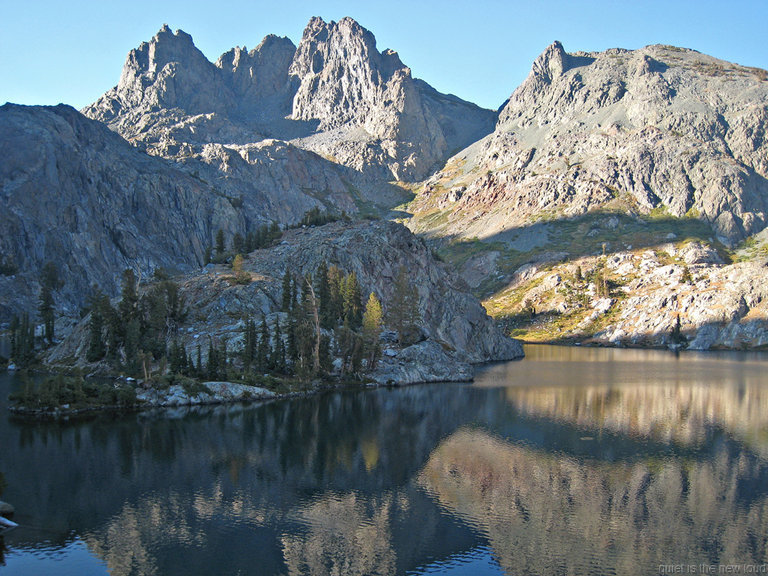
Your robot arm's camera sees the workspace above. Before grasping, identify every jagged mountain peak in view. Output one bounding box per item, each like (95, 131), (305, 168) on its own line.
(83, 16), (495, 182)
(530, 40), (568, 82)
(127, 24), (207, 78)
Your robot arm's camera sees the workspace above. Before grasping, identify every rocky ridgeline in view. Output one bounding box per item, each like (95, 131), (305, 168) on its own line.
(84, 17), (495, 182)
(409, 42), (768, 245)
(50, 220), (522, 384)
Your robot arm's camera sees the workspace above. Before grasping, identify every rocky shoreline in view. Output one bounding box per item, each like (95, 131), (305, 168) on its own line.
(5, 360), (484, 420)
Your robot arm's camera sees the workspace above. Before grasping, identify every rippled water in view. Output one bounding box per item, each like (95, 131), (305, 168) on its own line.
(1, 345), (767, 575)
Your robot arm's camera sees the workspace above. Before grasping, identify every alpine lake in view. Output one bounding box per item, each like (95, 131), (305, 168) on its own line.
(1, 344), (767, 576)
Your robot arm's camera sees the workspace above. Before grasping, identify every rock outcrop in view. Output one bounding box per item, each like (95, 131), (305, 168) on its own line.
(408, 42), (768, 245)
(83, 18), (496, 183)
(50, 220), (522, 383)
(486, 240), (768, 350)
(136, 381), (275, 407)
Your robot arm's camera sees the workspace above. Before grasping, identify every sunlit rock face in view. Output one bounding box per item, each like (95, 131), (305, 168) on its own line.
(409, 43), (768, 245)
(419, 428), (768, 575)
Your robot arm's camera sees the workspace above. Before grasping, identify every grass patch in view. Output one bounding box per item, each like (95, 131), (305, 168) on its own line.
(9, 373), (139, 413)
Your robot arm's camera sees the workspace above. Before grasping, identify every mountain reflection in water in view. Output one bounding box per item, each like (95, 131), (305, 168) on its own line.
(1, 345), (766, 575)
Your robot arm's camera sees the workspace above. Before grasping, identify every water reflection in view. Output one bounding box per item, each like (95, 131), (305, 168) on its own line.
(420, 428), (768, 575)
(1, 346), (767, 575)
(282, 492), (397, 576)
(480, 345), (768, 456)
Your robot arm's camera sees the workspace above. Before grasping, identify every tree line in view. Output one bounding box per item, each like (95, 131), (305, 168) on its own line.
(7, 257), (422, 385)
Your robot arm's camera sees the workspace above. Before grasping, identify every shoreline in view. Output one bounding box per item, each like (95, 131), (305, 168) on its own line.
(4, 369), (476, 421)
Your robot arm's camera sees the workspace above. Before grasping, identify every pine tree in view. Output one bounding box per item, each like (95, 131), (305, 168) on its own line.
(124, 318), (141, 375)
(242, 317), (256, 371)
(327, 265), (345, 325)
(342, 271), (363, 330)
(10, 313), (36, 367)
(316, 261), (332, 329)
(281, 270), (292, 312)
(207, 338), (218, 380)
(286, 313), (298, 374)
(362, 292), (383, 370)
(38, 281), (55, 345)
(390, 266), (421, 346)
(9, 315), (18, 360)
(38, 265), (58, 345)
(232, 233), (245, 255)
(86, 287), (107, 362)
(290, 275), (298, 312)
(215, 229), (226, 258)
(118, 269), (139, 328)
(271, 317), (286, 374)
(142, 285), (167, 359)
(319, 334), (333, 374)
(257, 317), (270, 373)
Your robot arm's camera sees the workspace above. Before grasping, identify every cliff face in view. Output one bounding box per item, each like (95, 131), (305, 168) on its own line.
(0, 104), (360, 320)
(409, 42), (768, 245)
(0, 103), (230, 320)
(83, 18), (496, 183)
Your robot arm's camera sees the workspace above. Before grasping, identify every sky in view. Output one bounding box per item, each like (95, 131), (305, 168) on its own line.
(1, 0), (767, 111)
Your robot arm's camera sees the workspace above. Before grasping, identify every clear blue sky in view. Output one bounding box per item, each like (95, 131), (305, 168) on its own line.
(1, 0), (766, 111)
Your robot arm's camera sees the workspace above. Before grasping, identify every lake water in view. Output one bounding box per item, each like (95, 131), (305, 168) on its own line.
(1, 345), (767, 575)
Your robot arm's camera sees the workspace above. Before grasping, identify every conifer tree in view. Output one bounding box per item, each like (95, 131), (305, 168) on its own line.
(281, 270), (292, 312)
(124, 318), (141, 375)
(10, 313), (36, 367)
(286, 313), (298, 373)
(215, 229), (226, 258)
(207, 338), (218, 380)
(257, 317), (270, 372)
(36, 262), (62, 345)
(342, 271), (363, 330)
(316, 261), (333, 329)
(86, 287), (107, 362)
(362, 292), (383, 370)
(327, 265), (345, 325)
(242, 317), (256, 370)
(38, 282), (55, 345)
(390, 266), (421, 346)
(118, 269), (139, 329)
(232, 233), (245, 255)
(271, 317), (286, 374)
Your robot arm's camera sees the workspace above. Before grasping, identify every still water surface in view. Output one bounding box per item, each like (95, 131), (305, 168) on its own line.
(1, 345), (767, 575)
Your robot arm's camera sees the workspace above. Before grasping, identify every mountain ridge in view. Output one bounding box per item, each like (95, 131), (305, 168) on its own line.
(3, 20), (768, 355)
(83, 17), (496, 182)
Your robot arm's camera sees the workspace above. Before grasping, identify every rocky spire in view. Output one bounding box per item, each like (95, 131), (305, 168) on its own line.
(115, 25), (222, 113)
(530, 40), (569, 84)
(289, 16), (404, 130)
